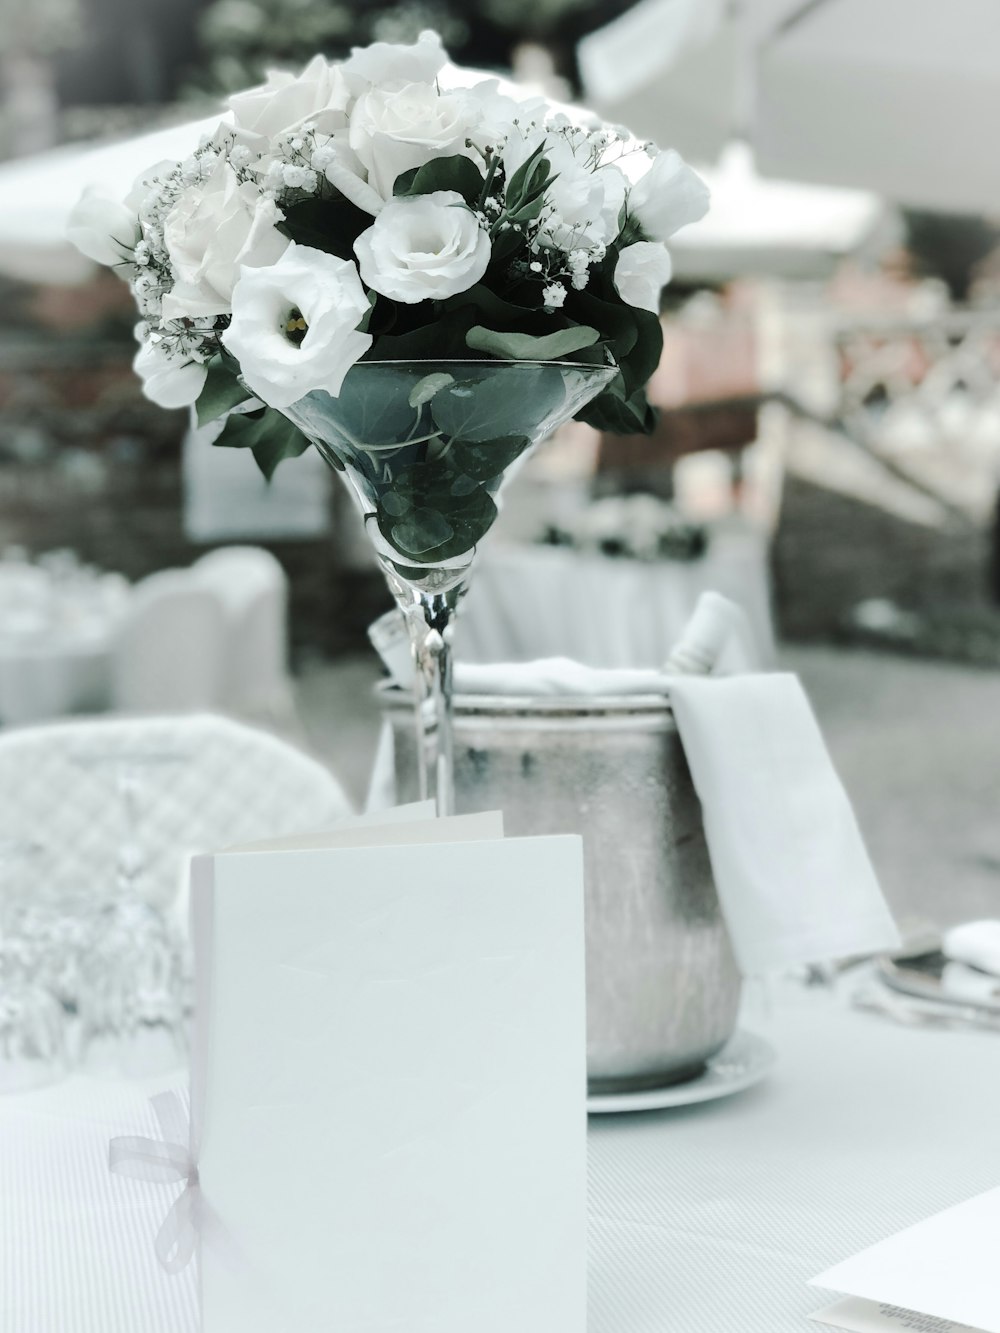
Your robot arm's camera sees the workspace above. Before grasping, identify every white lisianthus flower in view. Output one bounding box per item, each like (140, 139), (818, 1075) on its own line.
(222, 245), (373, 409)
(342, 29), (446, 86)
(354, 191), (490, 303)
(160, 159), (289, 320)
(614, 241), (673, 313)
(228, 53), (351, 139)
(133, 340), (207, 410)
(66, 184), (139, 267)
(629, 149), (710, 242)
(349, 82), (474, 202)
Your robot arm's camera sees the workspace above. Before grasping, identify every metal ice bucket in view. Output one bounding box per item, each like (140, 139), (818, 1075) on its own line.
(381, 686), (742, 1093)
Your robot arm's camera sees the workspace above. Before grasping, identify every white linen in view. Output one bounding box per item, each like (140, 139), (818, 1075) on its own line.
(3, 986), (999, 1333)
(454, 535), (774, 670)
(668, 674), (899, 972)
(942, 920), (1000, 979)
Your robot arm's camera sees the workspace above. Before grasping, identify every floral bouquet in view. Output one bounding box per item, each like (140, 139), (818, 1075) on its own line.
(69, 31), (707, 468)
(69, 30), (709, 811)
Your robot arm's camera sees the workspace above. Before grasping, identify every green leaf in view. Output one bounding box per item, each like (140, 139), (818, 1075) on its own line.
(212, 407), (311, 480)
(278, 194), (373, 262)
(196, 355), (253, 427)
(408, 372), (454, 408)
(576, 381), (658, 435)
(505, 142), (547, 211)
(430, 366), (564, 442)
(466, 325), (599, 362)
(393, 155), (486, 207)
(449, 435), (532, 483)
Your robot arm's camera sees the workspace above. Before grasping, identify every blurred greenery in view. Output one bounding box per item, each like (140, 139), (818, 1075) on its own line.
(0, 0), (81, 56)
(191, 0), (630, 92)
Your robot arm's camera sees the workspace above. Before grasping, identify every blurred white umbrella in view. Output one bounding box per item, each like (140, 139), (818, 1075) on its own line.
(669, 143), (884, 281)
(579, 0), (1000, 215)
(0, 114), (221, 284)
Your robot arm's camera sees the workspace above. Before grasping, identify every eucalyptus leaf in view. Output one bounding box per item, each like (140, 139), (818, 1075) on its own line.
(465, 325), (599, 362)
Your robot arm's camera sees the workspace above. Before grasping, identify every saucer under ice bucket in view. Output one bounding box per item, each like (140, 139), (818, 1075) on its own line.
(380, 686), (742, 1094)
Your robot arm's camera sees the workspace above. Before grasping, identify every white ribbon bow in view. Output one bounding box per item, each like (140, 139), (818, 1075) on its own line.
(109, 1090), (199, 1275)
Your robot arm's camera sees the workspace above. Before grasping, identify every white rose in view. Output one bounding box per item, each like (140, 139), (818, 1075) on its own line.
(629, 149), (710, 242)
(67, 184), (139, 267)
(133, 340), (207, 410)
(222, 244), (373, 409)
(349, 81), (474, 202)
(354, 191), (490, 304)
(160, 159), (289, 321)
(228, 54), (351, 139)
(458, 79), (546, 154)
(343, 30), (446, 87)
(614, 241), (673, 313)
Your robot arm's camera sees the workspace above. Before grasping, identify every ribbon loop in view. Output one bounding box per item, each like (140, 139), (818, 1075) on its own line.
(109, 1090), (199, 1275)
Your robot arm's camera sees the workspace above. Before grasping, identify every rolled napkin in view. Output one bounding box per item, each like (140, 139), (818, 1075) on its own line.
(666, 674), (899, 974)
(942, 920), (1000, 978)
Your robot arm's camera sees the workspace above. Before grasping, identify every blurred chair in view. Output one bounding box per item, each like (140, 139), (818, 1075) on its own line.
(111, 570), (227, 713)
(0, 713), (352, 914)
(191, 546), (297, 729)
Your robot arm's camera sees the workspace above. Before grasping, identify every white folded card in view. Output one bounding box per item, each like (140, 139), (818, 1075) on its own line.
(188, 803), (588, 1333)
(811, 1185), (1000, 1333)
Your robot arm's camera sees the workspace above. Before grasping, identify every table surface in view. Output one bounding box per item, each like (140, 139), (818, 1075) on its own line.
(2, 982), (997, 1332)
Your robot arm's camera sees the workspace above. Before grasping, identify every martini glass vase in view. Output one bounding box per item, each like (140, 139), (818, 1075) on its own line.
(284, 359), (616, 815)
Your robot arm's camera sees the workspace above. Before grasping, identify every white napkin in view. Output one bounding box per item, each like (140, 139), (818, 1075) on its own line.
(668, 674), (900, 974)
(454, 658), (667, 696)
(942, 920), (1000, 978)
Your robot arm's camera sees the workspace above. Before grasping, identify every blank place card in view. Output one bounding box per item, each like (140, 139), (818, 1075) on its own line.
(188, 805), (588, 1333)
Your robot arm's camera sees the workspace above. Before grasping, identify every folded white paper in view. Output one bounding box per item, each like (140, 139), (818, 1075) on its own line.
(189, 809), (588, 1333)
(812, 1294), (986, 1333)
(668, 674), (900, 973)
(812, 1185), (1000, 1333)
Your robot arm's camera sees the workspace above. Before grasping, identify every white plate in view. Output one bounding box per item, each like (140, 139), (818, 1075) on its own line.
(587, 1029), (776, 1114)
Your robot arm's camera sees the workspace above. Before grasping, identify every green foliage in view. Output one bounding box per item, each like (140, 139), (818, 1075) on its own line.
(213, 406), (312, 480)
(195, 354), (253, 426)
(393, 156), (486, 208)
(277, 192), (373, 261)
(465, 324), (599, 361)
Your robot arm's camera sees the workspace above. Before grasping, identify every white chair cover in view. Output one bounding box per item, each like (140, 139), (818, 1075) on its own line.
(111, 571), (226, 713)
(190, 547), (296, 725)
(0, 713), (352, 911)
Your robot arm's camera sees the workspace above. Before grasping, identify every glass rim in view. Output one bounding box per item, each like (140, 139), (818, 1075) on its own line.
(351, 357), (618, 372)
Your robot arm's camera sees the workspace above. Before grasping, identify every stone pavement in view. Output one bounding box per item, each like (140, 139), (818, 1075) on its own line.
(295, 645), (1000, 929)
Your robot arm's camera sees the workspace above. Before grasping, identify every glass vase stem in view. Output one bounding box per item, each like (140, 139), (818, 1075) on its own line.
(411, 590), (457, 817)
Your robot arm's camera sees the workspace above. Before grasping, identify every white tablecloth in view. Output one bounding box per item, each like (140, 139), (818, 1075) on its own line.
(455, 528), (776, 671)
(2, 985), (997, 1332)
